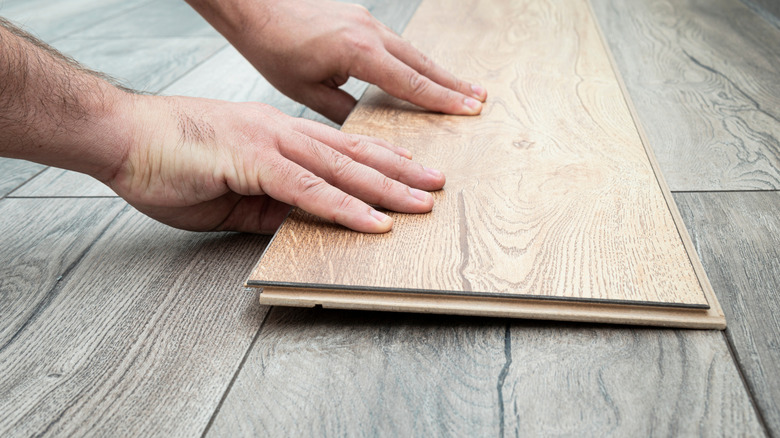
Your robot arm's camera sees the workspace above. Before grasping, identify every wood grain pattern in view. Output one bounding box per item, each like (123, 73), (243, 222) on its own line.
(591, 0), (780, 190)
(10, 168), (116, 197)
(675, 192), (780, 435)
(0, 198), (125, 347)
(501, 324), (764, 436)
(0, 207), (271, 437)
(0, 158), (45, 198)
(249, 0), (711, 309)
(208, 308), (757, 436)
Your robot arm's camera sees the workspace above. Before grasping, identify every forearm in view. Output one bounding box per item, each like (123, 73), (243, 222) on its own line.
(0, 17), (133, 182)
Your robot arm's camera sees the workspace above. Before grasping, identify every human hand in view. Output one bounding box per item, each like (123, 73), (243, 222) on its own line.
(186, 0), (487, 124)
(109, 94), (445, 234)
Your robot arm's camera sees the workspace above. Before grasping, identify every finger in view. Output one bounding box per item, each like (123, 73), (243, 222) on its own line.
(290, 117), (445, 191)
(384, 35), (487, 102)
(261, 158), (394, 233)
(295, 116), (414, 158)
(304, 84), (357, 125)
(277, 131), (435, 213)
(353, 52), (483, 116)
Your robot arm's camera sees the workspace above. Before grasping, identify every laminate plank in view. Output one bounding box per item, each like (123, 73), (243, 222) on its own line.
(249, 0), (713, 311)
(0, 159), (45, 198)
(0, 198), (125, 347)
(674, 191), (780, 435)
(206, 308), (509, 436)
(10, 168), (116, 198)
(208, 308), (758, 436)
(0, 0), (151, 41)
(0, 207), (271, 436)
(500, 324), (764, 436)
(52, 37), (227, 92)
(592, 0), (780, 190)
(70, 0), (220, 39)
(741, 0), (780, 27)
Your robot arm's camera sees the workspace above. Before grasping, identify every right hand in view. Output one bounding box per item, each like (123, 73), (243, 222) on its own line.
(107, 94), (446, 234)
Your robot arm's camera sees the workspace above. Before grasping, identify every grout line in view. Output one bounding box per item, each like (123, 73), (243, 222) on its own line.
(721, 330), (772, 436)
(156, 43), (231, 94)
(1, 166), (50, 201)
(200, 305), (275, 437)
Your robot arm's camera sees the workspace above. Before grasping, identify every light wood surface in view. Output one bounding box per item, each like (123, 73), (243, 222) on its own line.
(591, 0), (780, 190)
(676, 192), (780, 435)
(249, 0), (713, 311)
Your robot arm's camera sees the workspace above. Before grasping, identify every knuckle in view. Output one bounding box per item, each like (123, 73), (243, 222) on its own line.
(331, 153), (357, 180)
(292, 174), (326, 205)
(407, 73), (429, 97)
(343, 136), (371, 159)
(335, 195), (357, 215)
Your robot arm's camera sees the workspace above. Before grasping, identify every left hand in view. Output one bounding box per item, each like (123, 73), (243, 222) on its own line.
(188, 0), (487, 124)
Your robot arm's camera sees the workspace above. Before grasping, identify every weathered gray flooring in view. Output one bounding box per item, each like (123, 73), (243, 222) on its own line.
(0, 0), (777, 436)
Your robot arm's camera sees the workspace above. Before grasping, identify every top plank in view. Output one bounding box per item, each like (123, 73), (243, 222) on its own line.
(249, 0), (710, 308)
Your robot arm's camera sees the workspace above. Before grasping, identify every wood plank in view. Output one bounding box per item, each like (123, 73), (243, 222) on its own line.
(258, 283), (725, 329)
(0, 0), (151, 42)
(51, 37), (227, 92)
(10, 168), (116, 197)
(0, 198), (125, 347)
(500, 324), (764, 436)
(591, 0), (780, 190)
(248, 0), (713, 312)
(675, 191), (780, 435)
(207, 307), (759, 435)
(0, 158), (45, 198)
(0, 208), (272, 436)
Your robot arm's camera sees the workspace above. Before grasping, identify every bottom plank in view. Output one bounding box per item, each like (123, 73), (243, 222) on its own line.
(258, 286), (726, 329)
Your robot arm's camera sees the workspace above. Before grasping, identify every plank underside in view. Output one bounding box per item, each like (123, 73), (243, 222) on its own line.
(248, 0), (723, 323)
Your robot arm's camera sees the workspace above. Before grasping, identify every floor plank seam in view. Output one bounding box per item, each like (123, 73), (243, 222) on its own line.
(1, 165), (49, 201)
(738, 0), (780, 30)
(722, 330), (772, 436)
(200, 305), (276, 437)
(158, 43), (231, 94)
(0, 204), (128, 354)
(48, 0), (158, 44)
(497, 323), (512, 438)
(671, 189), (780, 194)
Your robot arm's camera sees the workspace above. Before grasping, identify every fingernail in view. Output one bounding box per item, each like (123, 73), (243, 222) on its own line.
(409, 187), (432, 202)
(471, 84), (486, 99)
(424, 166), (443, 177)
(464, 97), (482, 111)
(399, 147), (413, 158)
(370, 209), (391, 223)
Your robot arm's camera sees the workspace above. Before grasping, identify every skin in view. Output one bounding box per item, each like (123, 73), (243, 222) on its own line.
(0, 1), (487, 234)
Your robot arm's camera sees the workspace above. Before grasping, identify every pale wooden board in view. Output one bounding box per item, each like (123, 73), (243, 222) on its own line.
(258, 285), (725, 329)
(248, 0), (712, 310)
(591, 0), (780, 191)
(675, 192), (780, 435)
(208, 307), (759, 436)
(0, 158), (45, 198)
(0, 207), (272, 437)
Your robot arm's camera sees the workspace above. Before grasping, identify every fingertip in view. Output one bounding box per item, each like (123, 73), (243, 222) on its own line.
(470, 84), (488, 101)
(369, 208), (394, 232)
(463, 97), (483, 114)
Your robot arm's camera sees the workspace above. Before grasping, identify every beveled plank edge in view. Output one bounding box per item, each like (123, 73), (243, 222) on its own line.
(257, 287), (726, 330)
(245, 280), (710, 309)
(586, 0), (725, 323)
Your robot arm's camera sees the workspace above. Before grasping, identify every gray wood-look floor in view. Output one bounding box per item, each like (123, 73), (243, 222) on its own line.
(0, 0), (778, 436)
